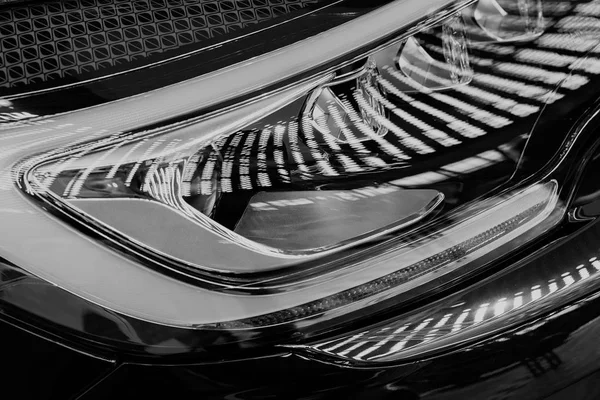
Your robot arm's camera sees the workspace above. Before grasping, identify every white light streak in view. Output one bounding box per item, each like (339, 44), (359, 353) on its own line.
(474, 303), (489, 323)
(513, 292), (523, 309)
(452, 309), (470, 333)
(353, 325), (409, 360)
(577, 264), (590, 279)
(548, 279), (558, 293)
(494, 298), (507, 316)
(531, 285), (542, 301)
(562, 272), (575, 286)
(323, 333), (365, 352)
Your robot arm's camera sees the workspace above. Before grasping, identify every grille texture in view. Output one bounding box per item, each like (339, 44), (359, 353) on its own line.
(0, 0), (318, 88)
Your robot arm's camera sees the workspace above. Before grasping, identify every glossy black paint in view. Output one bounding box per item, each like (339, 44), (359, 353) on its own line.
(0, 318), (114, 399)
(77, 291), (600, 399)
(0, 201), (597, 399)
(2, 1), (600, 398)
(77, 218), (600, 399)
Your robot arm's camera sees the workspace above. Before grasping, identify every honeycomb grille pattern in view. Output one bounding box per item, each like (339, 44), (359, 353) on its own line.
(0, 0), (318, 88)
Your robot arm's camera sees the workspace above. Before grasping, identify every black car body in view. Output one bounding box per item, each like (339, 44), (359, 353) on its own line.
(2, 0), (600, 398)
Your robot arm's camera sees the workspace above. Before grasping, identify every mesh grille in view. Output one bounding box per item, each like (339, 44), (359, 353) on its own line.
(0, 0), (318, 88)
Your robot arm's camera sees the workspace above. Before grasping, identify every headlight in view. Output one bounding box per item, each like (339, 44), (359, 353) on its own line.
(1, 0), (599, 359)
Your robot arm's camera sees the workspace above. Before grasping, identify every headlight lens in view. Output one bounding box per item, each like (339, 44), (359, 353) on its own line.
(20, 0), (556, 276)
(1, 0), (599, 359)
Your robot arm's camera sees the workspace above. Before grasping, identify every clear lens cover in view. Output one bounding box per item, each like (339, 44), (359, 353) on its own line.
(21, 1), (566, 279)
(472, 0), (546, 42)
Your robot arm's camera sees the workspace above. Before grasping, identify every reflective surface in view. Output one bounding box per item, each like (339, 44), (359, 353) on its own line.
(2, 179), (600, 397)
(6, 0), (587, 324)
(473, 0), (546, 42)
(0, 0), (596, 334)
(302, 208), (600, 362)
(3, 0), (600, 399)
(0, 316), (114, 399)
(74, 218), (600, 399)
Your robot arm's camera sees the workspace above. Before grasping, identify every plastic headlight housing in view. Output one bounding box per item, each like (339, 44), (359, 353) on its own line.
(1, 0), (600, 359)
